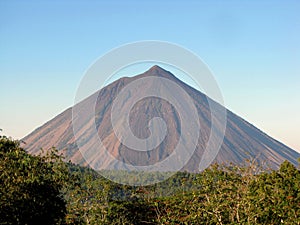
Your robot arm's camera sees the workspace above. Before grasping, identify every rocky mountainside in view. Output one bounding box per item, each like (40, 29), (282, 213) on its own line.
(22, 66), (300, 171)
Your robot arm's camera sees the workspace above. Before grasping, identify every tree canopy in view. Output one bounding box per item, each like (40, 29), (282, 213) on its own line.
(0, 135), (299, 224)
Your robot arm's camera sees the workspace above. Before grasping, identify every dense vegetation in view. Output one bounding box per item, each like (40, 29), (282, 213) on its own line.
(0, 136), (299, 224)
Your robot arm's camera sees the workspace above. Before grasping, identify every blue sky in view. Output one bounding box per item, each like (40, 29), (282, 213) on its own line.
(0, 0), (299, 152)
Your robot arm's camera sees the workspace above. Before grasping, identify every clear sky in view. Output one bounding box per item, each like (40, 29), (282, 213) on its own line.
(0, 0), (299, 152)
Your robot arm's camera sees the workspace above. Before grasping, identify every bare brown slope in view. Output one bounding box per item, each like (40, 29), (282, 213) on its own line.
(22, 66), (300, 170)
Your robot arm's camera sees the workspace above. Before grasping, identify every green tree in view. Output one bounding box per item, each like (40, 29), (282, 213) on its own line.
(0, 136), (69, 225)
(249, 161), (300, 224)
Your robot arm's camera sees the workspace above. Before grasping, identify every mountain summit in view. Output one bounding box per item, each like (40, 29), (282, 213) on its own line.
(141, 65), (177, 79)
(146, 65), (169, 73)
(147, 65), (166, 73)
(22, 66), (300, 171)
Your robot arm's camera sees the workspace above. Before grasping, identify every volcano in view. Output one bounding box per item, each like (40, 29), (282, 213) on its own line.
(22, 65), (300, 171)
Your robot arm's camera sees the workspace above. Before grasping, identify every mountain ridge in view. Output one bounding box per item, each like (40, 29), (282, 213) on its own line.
(22, 65), (300, 171)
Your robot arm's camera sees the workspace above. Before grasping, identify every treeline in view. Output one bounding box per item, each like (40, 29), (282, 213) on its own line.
(0, 136), (299, 224)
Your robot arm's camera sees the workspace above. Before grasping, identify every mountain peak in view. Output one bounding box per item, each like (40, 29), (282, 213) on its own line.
(22, 65), (300, 171)
(143, 65), (176, 79)
(148, 65), (166, 72)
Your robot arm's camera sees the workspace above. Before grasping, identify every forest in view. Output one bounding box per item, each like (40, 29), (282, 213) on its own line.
(0, 135), (299, 225)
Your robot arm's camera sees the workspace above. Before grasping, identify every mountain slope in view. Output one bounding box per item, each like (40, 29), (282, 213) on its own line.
(22, 66), (300, 171)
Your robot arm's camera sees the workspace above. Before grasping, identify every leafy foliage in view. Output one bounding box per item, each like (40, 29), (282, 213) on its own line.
(1, 135), (299, 224)
(248, 161), (300, 224)
(0, 136), (69, 225)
